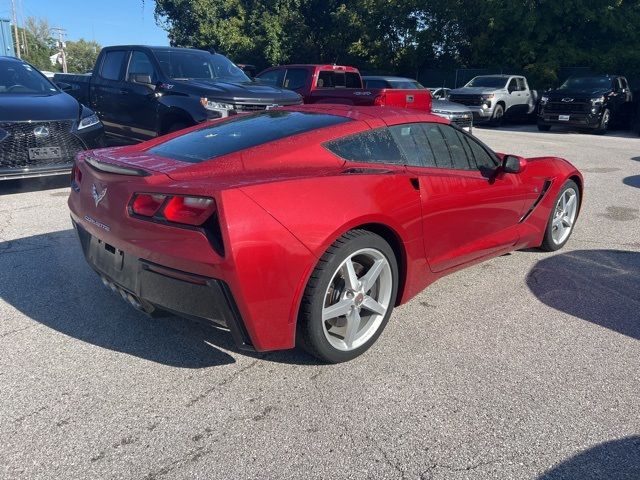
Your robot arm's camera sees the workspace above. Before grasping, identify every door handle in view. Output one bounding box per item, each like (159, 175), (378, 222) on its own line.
(118, 89), (128, 95)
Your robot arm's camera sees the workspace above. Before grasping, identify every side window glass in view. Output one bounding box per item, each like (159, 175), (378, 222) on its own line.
(256, 69), (282, 87)
(439, 124), (472, 170)
(422, 123), (452, 168)
(463, 134), (498, 170)
(127, 51), (157, 83)
(517, 78), (526, 91)
(389, 124), (435, 167)
(508, 78), (517, 91)
(345, 72), (361, 88)
(365, 79), (387, 89)
(283, 68), (308, 90)
(324, 128), (404, 165)
(100, 50), (126, 81)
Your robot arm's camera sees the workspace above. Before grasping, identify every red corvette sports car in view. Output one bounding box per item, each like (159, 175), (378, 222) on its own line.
(69, 105), (582, 362)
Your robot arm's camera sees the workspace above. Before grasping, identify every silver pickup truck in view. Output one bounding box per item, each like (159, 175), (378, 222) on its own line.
(448, 75), (537, 125)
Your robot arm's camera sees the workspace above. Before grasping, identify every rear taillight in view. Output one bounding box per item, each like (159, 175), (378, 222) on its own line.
(163, 196), (216, 225)
(374, 94), (386, 106)
(131, 193), (166, 217)
(129, 193), (216, 227)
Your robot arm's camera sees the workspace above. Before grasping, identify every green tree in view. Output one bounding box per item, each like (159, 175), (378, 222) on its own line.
(20, 17), (56, 71)
(65, 39), (101, 73)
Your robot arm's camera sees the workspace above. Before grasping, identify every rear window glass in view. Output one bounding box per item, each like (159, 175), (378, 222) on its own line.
(317, 71), (362, 88)
(324, 128), (404, 165)
(148, 111), (351, 163)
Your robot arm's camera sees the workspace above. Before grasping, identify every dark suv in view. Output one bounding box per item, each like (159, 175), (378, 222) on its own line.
(538, 75), (633, 134)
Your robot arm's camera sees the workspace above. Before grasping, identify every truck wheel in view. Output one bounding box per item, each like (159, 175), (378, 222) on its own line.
(593, 109), (610, 135)
(490, 104), (504, 127)
(297, 230), (398, 363)
(538, 124), (552, 132)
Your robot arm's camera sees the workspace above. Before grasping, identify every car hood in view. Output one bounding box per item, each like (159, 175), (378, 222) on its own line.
(0, 92), (80, 122)
(450, 87), (505, 96)
(172, 79), (302, 104)
(431, 100), (472, 113)
(546, 88), (611, 99)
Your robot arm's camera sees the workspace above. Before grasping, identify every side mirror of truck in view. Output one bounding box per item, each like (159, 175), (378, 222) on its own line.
(130, 74), (154, 86)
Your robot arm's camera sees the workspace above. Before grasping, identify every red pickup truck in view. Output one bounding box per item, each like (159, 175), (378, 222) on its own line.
(255, 64), (432, 112)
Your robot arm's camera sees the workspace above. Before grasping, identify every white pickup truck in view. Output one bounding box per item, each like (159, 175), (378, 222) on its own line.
(448, 75), (538, 125)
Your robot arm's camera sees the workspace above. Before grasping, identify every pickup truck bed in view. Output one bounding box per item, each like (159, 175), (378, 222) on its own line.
(256, 64), (432, 112)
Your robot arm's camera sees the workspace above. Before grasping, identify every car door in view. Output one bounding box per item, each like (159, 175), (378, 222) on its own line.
(91, 50), (129, 138)
(391, 122), (529, 272)
(506, 77), (520, 113)
(120, 50), (160, 141)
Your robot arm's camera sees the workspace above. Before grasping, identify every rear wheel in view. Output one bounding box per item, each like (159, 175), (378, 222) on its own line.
(297, 230), (398, 363)
(540, 180), (580, 251)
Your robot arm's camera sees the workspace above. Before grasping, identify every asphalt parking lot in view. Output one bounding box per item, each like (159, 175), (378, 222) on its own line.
(1, 125), (639, 480)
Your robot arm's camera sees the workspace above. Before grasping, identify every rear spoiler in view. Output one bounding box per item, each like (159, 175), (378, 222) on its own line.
(85, 156), (150, 177)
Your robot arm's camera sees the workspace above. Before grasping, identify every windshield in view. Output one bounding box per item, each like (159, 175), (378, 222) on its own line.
(388, 80), (424, 89)
(559, 76), (613, 90)
(0, 61), (58, 94)
(464, 77), (508, 88)
(154, 51), (251, 82)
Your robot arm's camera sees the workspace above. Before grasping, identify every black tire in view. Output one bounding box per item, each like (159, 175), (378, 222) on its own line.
(537, 124), (552, 132)
(489, 104), (504, 127)
(593, 109), (610, 135)
(540, 180), (580, 252)
(297, 230), (399, 363)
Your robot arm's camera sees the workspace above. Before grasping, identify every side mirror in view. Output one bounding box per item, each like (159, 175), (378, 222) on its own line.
(502, 155), (526, 174)
(131, 74), (153, 85)
(56, 82), (72, 92)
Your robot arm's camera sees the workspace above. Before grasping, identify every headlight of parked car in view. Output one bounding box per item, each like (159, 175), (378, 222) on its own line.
(540, 95), (549, 105)
(591, 96), (605, 106)
(78, 113), (101, 130)
(481, 94), (494, 108)
(201, 98), (234, 117)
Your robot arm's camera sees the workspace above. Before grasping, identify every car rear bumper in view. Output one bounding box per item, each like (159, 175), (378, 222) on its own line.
(73, 219), (255, 351)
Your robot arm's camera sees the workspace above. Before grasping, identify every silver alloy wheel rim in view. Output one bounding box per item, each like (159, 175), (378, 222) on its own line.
(551, 187), (578, 245)
(602, 110), (610, 128)
(321, 248), (393, 352)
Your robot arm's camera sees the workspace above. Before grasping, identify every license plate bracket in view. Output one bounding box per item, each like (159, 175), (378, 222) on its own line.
(28, 146), (61, 160)
(92, 238), (124, 272)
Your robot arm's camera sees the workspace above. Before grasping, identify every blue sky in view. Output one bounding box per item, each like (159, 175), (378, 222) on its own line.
(0, 0), (169, 46)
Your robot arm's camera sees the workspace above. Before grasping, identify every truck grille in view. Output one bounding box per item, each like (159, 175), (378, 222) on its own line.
(233, 104), (270, 112)
(449, 95), (483, 107)
(544, 100), (590, 114)
(0, 120), (84, 173)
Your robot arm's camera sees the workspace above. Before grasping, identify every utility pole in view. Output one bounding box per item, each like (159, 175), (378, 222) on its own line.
(51, 27), (67, 73)
(10, 0), (20, 58)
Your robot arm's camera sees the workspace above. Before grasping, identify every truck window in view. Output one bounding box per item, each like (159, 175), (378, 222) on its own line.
(127, 51), (157, 83)
(256, 69), (283, 87)
(100, 50), (127, 81)
(507, 78), (518, 92)
(516, 78), (526, 91)
(283, 68), (308, 90)
(317, 71), (362, 89)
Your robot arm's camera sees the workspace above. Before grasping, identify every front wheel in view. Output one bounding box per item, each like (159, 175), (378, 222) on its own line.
(593, 109), (610, 135)
(297, 230), (399, 363)
(489, 104), (504, 127)
(540, 180), (580, 251)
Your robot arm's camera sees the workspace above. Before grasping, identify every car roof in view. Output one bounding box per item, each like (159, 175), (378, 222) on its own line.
(281, 104), (448, 125)
(101, 45), (213, 55)
(0, 56), (26, 64)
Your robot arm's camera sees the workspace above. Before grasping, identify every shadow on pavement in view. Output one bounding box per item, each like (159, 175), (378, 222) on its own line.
(623, 175), (640, 189)
(538, 436), (640, 480)
(0, 230), (317, 367)
(0, 230), (239, 368)
(0, 175), (69, 195)
(526, 250), (640, 340)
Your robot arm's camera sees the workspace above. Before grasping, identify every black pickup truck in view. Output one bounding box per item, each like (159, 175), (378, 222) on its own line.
(538, 74), (634, 134)
(54, 45), (302, 143)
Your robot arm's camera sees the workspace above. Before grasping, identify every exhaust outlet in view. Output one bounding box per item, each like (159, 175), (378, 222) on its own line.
(99, 275), (158, 316)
